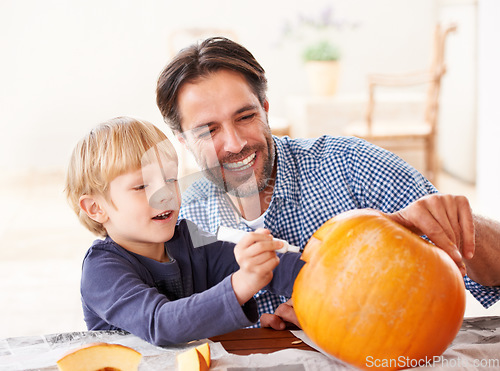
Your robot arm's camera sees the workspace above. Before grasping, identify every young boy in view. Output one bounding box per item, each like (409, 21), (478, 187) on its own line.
(65, 116), (304, 346)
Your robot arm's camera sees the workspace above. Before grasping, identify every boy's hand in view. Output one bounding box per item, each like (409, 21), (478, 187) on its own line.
(231, 228), (283, 305)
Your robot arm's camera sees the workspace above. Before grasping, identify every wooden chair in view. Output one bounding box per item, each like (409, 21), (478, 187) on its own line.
(344, 24), (457, 184)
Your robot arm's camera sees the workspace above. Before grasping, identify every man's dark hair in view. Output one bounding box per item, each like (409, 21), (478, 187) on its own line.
(156, 37), (268, 133)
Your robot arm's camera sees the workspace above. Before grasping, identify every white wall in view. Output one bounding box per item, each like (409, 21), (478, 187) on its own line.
(476, 0), (500, 220)
(1, 0), (436, 176)
(438, 0), (478, 183)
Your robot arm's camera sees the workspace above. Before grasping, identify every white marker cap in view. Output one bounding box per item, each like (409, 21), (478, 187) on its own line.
(216, 226), (300, 254)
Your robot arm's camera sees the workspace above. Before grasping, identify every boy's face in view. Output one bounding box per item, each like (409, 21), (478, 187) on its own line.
(99, 156), (180, 258)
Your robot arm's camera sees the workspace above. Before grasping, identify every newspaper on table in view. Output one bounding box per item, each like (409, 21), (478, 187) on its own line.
(0, 317), (499, 371)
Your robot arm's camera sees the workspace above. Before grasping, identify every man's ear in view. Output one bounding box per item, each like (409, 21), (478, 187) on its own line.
(263, 99), (269, 113)
(175, 131), (186, 145)
(79, 195), (108, 224)
(176, 131), (196, 155)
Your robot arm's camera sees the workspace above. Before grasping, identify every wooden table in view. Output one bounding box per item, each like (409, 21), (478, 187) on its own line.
(210, 328), (318, 355)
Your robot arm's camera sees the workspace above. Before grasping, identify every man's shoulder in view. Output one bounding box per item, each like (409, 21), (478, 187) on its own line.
(275, 135), (367, 159)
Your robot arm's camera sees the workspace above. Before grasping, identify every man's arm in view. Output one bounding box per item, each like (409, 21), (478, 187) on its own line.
(466, 214), (500, 286)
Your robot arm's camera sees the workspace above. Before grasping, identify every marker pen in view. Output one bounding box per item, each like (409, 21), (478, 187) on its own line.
(216, 225), (300, 254)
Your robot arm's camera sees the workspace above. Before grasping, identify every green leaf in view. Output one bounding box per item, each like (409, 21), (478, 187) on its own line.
(302, 40), (341, 61)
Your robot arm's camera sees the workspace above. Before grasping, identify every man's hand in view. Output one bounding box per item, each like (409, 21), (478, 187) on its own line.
(387, 194), (475, 275)
(231, 229), (282, 305)
(260, 299), (301, 330)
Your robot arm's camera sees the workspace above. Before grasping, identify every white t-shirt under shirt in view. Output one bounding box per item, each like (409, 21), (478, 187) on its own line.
(241, 212), (265, 230)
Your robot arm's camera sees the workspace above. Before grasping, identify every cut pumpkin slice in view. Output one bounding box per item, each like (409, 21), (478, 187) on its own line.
(56, 342), (142, 371)
(177, 342), (211, 370)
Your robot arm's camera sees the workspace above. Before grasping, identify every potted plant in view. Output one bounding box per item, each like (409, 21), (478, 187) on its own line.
(302, 40), (342, 96)
(280, 5), (357, 96)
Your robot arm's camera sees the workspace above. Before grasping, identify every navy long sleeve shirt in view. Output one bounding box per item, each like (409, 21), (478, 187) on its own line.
(80, 219), (304, 346)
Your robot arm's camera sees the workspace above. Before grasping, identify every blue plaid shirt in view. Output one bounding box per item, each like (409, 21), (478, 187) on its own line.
(179, 136), (500, 321)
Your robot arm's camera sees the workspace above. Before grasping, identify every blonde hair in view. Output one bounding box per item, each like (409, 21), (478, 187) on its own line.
(65, 116), (177, 236)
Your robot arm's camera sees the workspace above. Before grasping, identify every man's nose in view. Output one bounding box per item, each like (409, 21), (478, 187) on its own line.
(222, 125), (247, 153)
(148, 184), (175, 210)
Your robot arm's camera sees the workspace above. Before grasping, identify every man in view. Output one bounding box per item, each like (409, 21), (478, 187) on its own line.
(156, 37), (500, 326)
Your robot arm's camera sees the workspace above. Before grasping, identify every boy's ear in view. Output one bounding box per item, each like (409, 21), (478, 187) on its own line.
(79, 195), (108, 224)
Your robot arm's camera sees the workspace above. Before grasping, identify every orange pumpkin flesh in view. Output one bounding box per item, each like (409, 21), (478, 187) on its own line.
(292, 209), (465, 370)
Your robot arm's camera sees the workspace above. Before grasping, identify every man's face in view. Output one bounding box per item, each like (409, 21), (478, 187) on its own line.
(176, 69), (275, 197)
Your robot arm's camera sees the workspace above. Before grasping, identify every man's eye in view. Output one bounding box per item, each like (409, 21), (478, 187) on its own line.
(197, 131), (210, 138)
(194, 128), (214, 140)
(164, 178), (177, 184)
(239, 113), (256, 122)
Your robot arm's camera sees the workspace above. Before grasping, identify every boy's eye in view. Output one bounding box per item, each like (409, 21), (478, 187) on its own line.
(133, 184), (147, 191)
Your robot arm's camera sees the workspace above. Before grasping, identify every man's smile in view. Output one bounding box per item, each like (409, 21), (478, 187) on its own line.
(222, 152), (256, 171)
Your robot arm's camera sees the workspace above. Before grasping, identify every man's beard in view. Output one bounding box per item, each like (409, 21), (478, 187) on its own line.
(201, 135), (275, 198)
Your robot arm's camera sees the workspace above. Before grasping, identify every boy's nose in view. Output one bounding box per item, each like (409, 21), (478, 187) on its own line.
(148, 184), (175, 210)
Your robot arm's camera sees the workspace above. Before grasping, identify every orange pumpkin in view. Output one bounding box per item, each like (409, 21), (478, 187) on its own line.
(292, 209), (465, 370)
